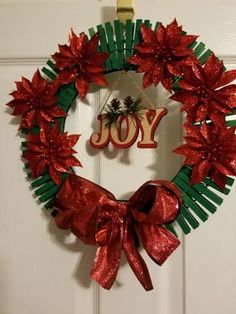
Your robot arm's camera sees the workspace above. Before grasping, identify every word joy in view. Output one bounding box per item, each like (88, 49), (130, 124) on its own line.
(89, 108), (167, 149)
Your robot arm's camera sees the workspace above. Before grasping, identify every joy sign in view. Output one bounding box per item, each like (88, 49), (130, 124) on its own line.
(90, 108), (167, 149)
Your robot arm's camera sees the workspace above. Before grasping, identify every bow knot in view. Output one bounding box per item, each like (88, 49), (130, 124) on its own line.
(95, 199), (129, 247)
(98, 198), (129, 223)
(53, 175), (182, 291)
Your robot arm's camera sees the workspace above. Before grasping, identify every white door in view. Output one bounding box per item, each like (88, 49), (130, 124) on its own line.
(1, 1), (236, 314)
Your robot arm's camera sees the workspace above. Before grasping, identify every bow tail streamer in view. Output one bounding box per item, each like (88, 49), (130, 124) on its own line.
(91, 226), (122, 290)
(123, 221), (153, 291)
(135, 224), (180, 265)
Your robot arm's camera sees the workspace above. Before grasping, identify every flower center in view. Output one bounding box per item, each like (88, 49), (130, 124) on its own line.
(74, 56), (86, 74)
(41, 141), (59, 160)
(28, 94), (43, 108)
(198, 86), (212, 104)
(155, 45), (172, 62)
(208, 140), (223, 161)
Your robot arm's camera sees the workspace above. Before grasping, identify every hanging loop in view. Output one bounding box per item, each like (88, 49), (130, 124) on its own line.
(99, 71), (125, 114)
(116, 0), (134, 24)
(125, 71), (155, 109)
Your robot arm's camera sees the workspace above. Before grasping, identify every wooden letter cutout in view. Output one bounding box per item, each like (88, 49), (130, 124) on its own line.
(110, 115), (139, 148)
(137, 108), (167, 148)
(89, 115), (110, 149)
(89, 108), (167, 149)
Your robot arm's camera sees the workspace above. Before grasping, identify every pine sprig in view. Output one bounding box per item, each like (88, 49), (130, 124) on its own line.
(104, 99), (122, 128)
(103, 96), (145, 128)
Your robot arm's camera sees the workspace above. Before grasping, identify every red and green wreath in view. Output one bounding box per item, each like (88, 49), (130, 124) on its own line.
(7, 19), (236, 291)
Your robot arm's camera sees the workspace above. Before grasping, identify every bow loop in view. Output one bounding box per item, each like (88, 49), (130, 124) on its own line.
(129, 180), (182, 225)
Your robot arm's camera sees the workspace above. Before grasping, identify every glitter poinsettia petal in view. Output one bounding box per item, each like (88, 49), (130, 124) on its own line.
(52, 30), (109, 99)
(171, 53), (236, 124)
(215, 70), (236, 88)
(23, 124), (82, 185)
(7, 69), (66, 129)
(173, 122), (236, 189)
(128, 19), (198, 92)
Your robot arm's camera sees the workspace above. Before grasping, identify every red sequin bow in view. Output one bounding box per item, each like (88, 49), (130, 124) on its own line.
(53, 174), (181, 290)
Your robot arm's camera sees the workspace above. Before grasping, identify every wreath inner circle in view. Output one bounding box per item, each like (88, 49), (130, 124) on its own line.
(64, 70), (183, 198)
(7, 18), (236, 291)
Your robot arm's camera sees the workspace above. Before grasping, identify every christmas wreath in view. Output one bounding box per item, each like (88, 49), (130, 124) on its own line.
(7, 19), (236, 291)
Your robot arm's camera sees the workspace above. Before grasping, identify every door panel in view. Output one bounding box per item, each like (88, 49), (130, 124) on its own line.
(184, 60), (236, 314)
(1, 1), (236, 314)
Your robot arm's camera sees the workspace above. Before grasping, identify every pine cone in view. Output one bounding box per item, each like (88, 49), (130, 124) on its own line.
(123, 96), (135, 109)
(110, 98), (121, 111)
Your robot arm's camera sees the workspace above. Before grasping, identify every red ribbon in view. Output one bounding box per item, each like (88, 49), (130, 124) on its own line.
(53, 174), (181, 291)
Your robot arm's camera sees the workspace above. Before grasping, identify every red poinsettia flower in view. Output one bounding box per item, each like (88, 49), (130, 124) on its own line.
(52, 30), (109, 99)
(23, 124), (82, 185)
(128, 19), (198, 92)
(7, 69), (66, 129)
(171, 53), (236, 125)
(174, 122), (236, 189)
